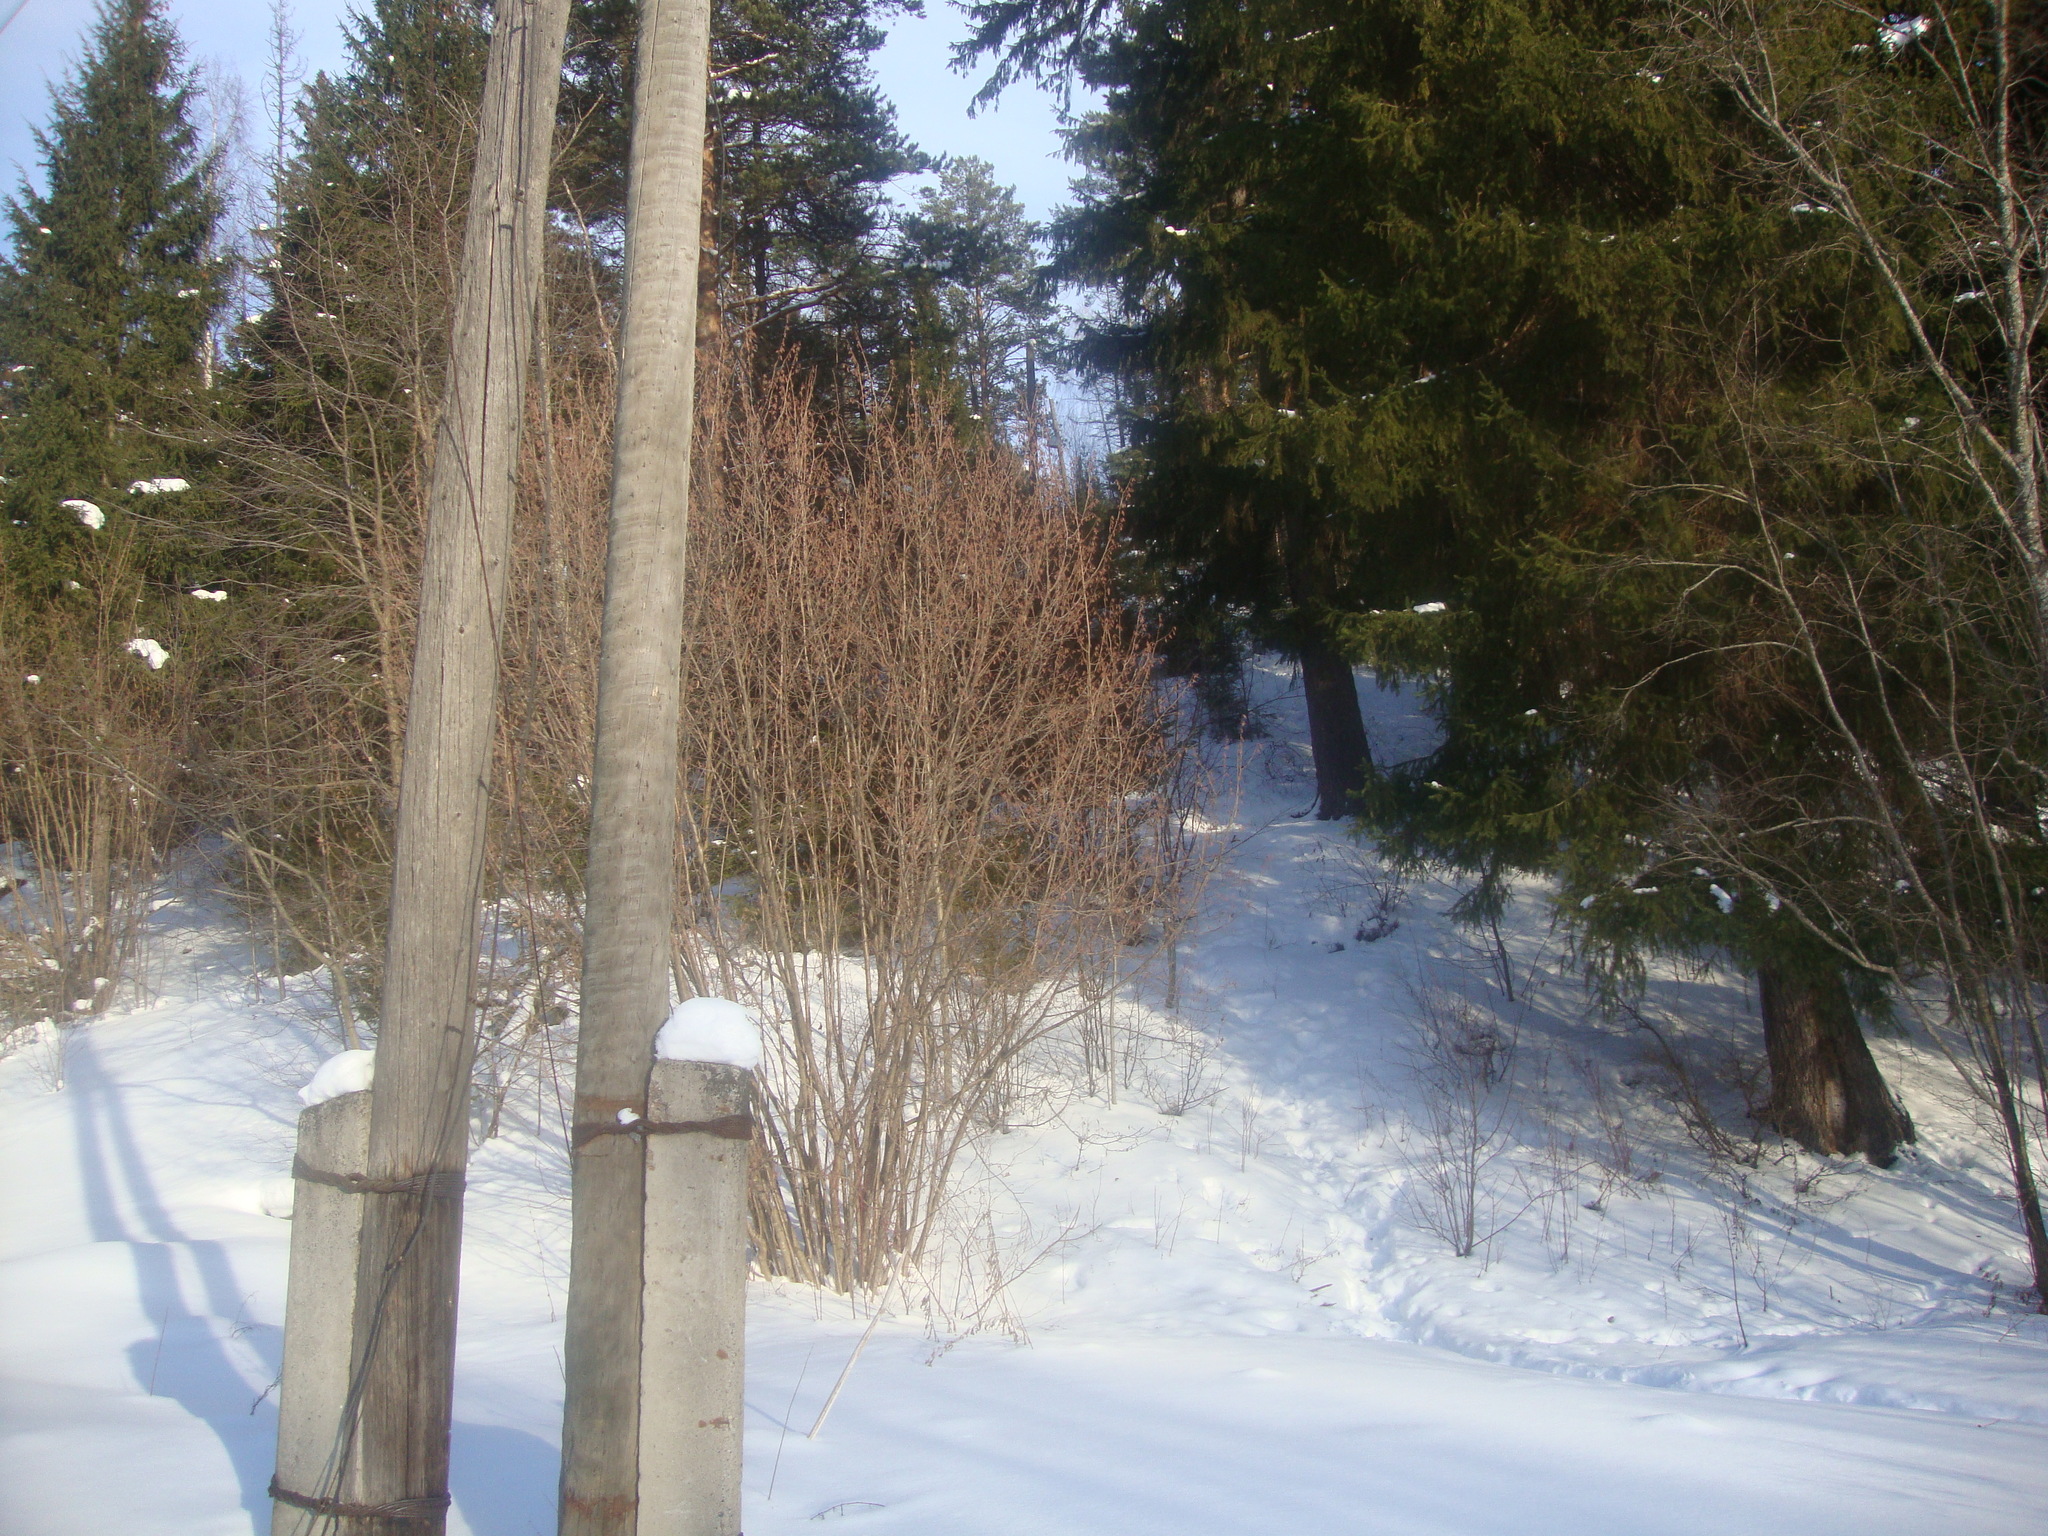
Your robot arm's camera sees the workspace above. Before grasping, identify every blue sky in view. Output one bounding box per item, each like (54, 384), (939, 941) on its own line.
(0, 0), (1081, 221)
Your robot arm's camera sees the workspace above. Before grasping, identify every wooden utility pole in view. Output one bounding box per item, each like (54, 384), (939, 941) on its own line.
(557, 0), (716, 1528)
(267, 1), (571, 1532)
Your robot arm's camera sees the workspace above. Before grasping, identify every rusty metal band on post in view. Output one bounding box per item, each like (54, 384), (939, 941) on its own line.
(568, 1112), (754, 1150)
(269, 1475), (452, 1522)
(290, 1157), (467, 1198)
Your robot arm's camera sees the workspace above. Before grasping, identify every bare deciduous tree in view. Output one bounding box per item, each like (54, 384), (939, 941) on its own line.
(1648, 0), (2048, 1304)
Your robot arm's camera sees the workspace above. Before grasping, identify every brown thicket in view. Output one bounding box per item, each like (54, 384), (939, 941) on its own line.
(1, 28), (1185, 1291)
(677, 373), (1188, 1290)
(0, 520), (202, 1027)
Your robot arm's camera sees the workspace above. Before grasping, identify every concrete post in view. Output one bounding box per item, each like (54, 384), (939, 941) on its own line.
(557, 0), (714, 1517)
(270, 1088), (371, 1536)
(637, 1059), (751, 1536)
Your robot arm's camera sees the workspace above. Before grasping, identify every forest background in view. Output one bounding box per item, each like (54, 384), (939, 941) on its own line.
(3, 0), (2048, 1317)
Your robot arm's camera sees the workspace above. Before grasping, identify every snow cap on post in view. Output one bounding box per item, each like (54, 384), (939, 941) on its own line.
(299, 1048), (375, 1107)
(655, 996), (762, 1070)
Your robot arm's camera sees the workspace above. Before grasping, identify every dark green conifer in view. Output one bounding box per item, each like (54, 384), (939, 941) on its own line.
(975, 0), (1925, 1157)
(1031, 0), (1732, 815)
(559, 0), (920, 366)
(0, 0), (224, 598)
(898, 156), (1056, 440)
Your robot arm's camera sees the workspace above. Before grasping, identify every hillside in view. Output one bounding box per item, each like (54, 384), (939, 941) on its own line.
(2, 663), (2043, 1535)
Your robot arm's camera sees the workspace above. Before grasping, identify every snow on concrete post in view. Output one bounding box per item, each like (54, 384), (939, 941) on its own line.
(271, 1052), (373, 1536)
(638, 999), (758, 1536)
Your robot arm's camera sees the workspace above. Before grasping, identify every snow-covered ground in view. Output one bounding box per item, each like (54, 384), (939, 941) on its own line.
(3, 662), (2044, 1534)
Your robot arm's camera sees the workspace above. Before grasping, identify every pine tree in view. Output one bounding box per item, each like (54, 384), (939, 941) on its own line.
(560, 0), (920, 365)
(0, 0), (225, 599)
(898, 156), (1055, 441)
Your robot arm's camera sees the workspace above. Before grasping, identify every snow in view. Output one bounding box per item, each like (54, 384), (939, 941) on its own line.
(1, 664), (2044, 1534)
(1412, 601), (1447, 614)
(124, 637), (169, 670)
(655, 996), (762, 1069)
(129, 478), (190, 495)
(189, 588), (228, 602)
(1878, 14), (1930, 51)
(298, 1049), (374, 1107)
(60, 498), (103, 529)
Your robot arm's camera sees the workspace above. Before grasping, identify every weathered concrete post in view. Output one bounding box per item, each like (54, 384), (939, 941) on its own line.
(557, 0), (716, 1524)
(270, 1060), (371, 1536)
(637, 997), (756, 1536)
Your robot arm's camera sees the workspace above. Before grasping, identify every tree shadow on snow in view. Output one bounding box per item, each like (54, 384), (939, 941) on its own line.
(67, 1031), (279, 1529)
(451, 1422), (560, 1536)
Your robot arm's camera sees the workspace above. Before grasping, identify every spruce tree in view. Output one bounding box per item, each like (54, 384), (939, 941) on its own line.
(1027, 0), (1730, 816)
(235, 0), (494, 623)
(976, 0), (1924, 1158)
(211, 0), (496, 1008)
(0, 0), (224, 599)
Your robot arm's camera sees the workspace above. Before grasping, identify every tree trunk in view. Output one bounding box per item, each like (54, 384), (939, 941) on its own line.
(557, 0), (715, 1527)
(1757, 962), (1915, 1166)
(1298, 633), (1372, 820)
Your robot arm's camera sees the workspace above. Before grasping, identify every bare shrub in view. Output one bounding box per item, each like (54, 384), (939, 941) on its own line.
(676, 374), (1186, 1291)
(0, 533), (201, 1024)
(210, 197), (616, 1061)
(1307, 839), (1404, 944)
(1398, 985), (1524, 1257)
(1618, 997), (1763, 1169)
(1132, 1015), (1224, 1117)
(1568, 1049), (1656, 1196)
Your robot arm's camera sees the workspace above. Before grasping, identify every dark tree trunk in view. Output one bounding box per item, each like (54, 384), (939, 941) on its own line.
(1298, 634), (1372, 820)
(1757, 962), (1915, 1166)
(1984, 1048), (2048, 1308)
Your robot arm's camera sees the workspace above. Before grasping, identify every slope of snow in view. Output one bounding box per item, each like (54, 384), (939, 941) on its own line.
(2, 663), (2043, 1534)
